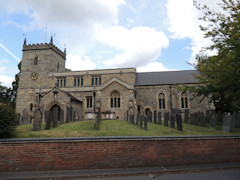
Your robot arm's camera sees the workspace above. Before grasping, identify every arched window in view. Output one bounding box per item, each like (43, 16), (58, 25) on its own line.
(181, 92), (188, 109)
(159, 93), (166, 109)
(110, 91), (120, 108)
(34, 55), (38, 65)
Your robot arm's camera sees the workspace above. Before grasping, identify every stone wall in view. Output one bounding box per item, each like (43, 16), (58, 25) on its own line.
(0, 136), (239, 172)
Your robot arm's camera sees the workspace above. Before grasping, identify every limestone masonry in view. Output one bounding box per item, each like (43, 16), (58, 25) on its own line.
(16, 38), (214, 124)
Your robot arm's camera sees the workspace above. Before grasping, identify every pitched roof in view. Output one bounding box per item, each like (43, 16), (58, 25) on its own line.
(135, 70), (199, 86)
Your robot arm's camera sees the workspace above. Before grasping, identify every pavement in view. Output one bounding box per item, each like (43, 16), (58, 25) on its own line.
(0, 162), (240, 180)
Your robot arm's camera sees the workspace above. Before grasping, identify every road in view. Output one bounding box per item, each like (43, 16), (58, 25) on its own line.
(82, 169), (240, 180)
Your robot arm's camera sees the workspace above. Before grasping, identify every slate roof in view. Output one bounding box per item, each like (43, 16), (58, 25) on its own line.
(135, 70), (199, 86)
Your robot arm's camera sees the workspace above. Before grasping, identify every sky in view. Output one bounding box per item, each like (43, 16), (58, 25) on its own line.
(0, 0), (223, 87)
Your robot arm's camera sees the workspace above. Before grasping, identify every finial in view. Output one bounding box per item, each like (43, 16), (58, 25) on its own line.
(64, 47), (66, 55)
(50, 36), (53, 43)
(24, 38), (27, 46)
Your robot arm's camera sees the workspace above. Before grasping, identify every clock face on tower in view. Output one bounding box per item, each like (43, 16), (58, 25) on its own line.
(31, 72), (38, 81)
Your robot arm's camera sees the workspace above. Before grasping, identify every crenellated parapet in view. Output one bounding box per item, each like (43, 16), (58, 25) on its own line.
(23, 37), (66, 59)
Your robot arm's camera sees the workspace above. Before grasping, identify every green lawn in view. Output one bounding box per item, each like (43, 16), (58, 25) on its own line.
(15, 120), (240, 138)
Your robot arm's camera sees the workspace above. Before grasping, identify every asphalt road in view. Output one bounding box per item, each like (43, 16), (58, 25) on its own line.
(82, 169), (240, 180)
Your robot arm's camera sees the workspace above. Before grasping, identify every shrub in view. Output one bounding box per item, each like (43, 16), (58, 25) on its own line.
(0, 103), (18, 138)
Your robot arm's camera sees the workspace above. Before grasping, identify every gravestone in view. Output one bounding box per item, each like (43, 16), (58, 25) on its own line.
(217, 111), (223, 123)
(140, 113), (143, 129)
(190, 114), (194, 125)
(144, 115), (148, 131)
(32, 109), (42, 131)
(222, 113), (232, 133)
(231, 112), (237, 128)
(130, 113), (134, 124)
(66, 107), (70, 123)
(176, 111), (183, 131)
(73, 111), (76, 122)
(147, 111), (152, 122)
(69, 106), (73, 122)
(206, 110), (211, 123)
(210, 111), (217, 130)
(136, 112), (139, 125)
(170, 113), (175, 129)
(127, 110), (129, 122)
(164, 112), (169, 127)
(184, 109), (189, 124)
(158, 112), (161, 125)
(154, 111), (157, 124)
(193, 112), (198, 125)
(52, 106), (58, 128)
(200, 112), (206, 127)
(60, 110), (64, 125)
(44, 111), (48, 123)
(22, 108), (29, 124)
(17, 113), (20, 124)
(45, 111), (52, 130)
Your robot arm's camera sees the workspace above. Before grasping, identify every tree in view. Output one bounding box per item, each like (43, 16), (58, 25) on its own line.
(11, 61), (21, 108)
(185, 0), (240, 113)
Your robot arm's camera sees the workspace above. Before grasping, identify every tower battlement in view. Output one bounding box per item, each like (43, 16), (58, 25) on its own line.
(23, 37), (66, 59)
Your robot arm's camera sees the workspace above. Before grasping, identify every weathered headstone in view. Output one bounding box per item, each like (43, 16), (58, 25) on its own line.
(32, 109), (42, 131)
(222, 113), (232, 133)
(22, 108), (29, 124)
(144, 115), (147, 131)
(176, 111), (183, 131)
(147, 111), (152, 123)
(52, 106), (58, 128)
(190, 113), (194, 125)
(193, 112), (198, 125)
(231, 112), (237, 128)
(164, 112), (169, 127)
(184, 109), (189, 124)
(127, 110), (129, 122)
(158, 112), (161, 125)
(73, 111), (76, 122)
(210, 111), (217, 130)
(154, 111), (157, 124)
(130, 113), (134, 124)
(206, 110), (211, 123)
(66, 107), (70, 123)
(140, 113), (143, 129)
(69, 106), (73, 122)
(200, 112), (206, 127)
(136, 112), (139, 125)
(45, 111), (52, 130)
(60, 110), (64, 125)
(170, 113), (175, 129)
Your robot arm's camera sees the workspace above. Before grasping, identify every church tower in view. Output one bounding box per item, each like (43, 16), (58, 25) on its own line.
(16, 37), (66, 121)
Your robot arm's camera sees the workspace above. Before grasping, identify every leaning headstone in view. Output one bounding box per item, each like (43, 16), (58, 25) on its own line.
(184, 109), (189, 124)
(154, 111), (157, 124)
(164, 112), (169, 127)
(158, 112), (161, 125)
(210, 111), (217, 130)
(176, 111), (183, 131)
(32, 109), (42, 131)
(60, 110), (64, 125)
(52, 106), (58, 128)
(222, 113), (232, 133)
(45, 111), (52, 130)
(22, 108), (29, 124)
(144, 115), (147, 131)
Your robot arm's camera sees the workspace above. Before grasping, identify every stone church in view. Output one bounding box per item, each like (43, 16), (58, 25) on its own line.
(16, 38), (214, 124)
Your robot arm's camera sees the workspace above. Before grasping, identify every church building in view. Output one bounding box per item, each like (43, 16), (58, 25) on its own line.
(16, 38), (214, 124)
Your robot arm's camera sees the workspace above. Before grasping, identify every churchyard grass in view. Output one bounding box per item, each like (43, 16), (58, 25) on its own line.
(15, 120), (240, 138)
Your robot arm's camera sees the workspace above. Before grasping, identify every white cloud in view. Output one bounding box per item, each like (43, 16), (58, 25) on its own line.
(0, 75), (14, 88)
(95, 25), (169, 68)
(137, 62), (173, 72)
(166, 0), (222, 65)
(66, 54), (96, 71)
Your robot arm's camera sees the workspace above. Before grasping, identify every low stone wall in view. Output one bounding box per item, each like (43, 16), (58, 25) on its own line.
(0, 136), (240, 172)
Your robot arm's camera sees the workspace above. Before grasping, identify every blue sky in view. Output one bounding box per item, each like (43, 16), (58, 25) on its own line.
(0, 0), (222, 87)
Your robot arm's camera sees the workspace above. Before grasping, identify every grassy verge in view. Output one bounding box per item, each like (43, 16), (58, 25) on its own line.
(15, 120), (240, 138)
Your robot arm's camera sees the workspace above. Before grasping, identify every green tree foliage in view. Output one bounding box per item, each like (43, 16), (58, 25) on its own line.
(0, 103), (18, 138)
(185, 0), (240, 113)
